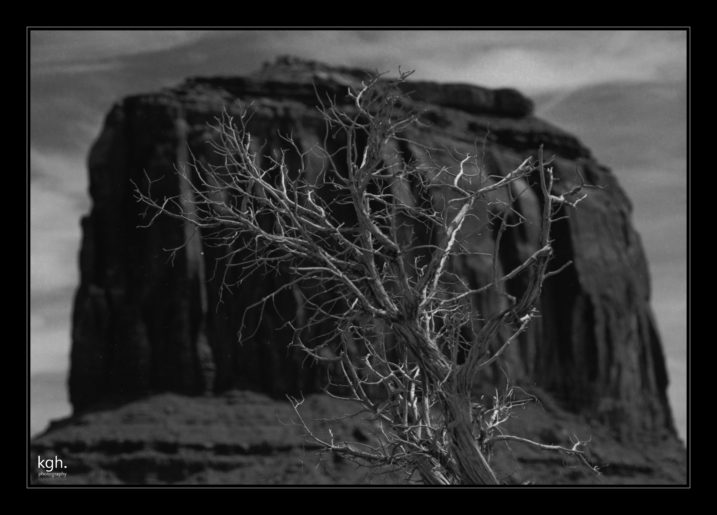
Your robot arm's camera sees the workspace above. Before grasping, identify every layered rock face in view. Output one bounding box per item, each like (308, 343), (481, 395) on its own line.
(30, 390), (685, 485)
(70, 57), (676, 445)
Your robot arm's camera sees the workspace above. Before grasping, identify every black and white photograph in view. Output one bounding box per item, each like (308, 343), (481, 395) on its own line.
(28, 28), (689, 487)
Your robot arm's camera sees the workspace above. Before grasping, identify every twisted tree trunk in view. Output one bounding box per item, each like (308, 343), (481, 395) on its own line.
(394, 321), (500, 485)
(443, 392), (499, 484)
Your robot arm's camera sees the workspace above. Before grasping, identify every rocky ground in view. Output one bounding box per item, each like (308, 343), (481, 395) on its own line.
(30, 390), (686, 486)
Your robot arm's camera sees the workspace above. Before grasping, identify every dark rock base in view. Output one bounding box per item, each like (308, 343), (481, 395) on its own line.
(30, 390), (685, 485)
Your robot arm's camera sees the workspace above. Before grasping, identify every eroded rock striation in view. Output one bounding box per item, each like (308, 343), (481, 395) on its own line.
(30, 391), (685, 485)
(69, 56), (676, 452)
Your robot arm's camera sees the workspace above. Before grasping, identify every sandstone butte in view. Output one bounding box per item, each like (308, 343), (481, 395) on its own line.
(31, 57), (686, 485)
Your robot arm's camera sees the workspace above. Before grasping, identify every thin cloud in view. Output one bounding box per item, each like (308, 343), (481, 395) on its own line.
(31, 324), (72, 373)
(30, 30), (686, 92)
(30, 180), (86, 294)
(29, 146), (90, 379)
(30, 146), (90, 191)
(33, 59), (127, 76)
(224, 30), (686, 93)
(30, 30), (212, 74)
(398, 30), (686, 92)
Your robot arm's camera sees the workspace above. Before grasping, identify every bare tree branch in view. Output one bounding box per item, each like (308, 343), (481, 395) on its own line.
(134, 70), (596, 485)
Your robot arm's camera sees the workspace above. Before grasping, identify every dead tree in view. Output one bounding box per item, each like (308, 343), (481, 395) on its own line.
(134, 71), (595, 485)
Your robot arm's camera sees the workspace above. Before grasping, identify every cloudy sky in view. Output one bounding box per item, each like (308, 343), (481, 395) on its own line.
(29, 29), (687, 438)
